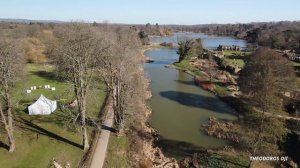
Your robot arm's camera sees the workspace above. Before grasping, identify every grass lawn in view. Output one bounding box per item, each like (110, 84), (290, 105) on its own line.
(223, 51), (251, 57)
(293, 61), (300, 67)
(174, 60), (191, 69)
(0, 64), (106, 168)
(174, 60), (204, 76)
(229, 59), (245, 68)
(103, 135), (130, 168)
(222, 51), (251, 69)
(206, 154), (249, 168)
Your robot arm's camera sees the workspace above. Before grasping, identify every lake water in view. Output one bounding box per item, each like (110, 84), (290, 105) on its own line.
(150, 32), (247, 49)
(144, 33), (245, 158)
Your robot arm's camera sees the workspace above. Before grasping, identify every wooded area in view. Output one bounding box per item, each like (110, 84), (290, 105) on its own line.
(170, 21), (300, 50)
(0, 22), (146, 167)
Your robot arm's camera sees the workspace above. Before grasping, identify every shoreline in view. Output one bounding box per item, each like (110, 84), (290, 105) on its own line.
(142, 43), (177, 63)
(142, 48), (237, 166)
(136, 69), (179, 168)
(165, 63), (241, 116)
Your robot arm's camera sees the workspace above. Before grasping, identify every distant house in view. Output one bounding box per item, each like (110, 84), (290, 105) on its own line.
(217, 45), (240, 51)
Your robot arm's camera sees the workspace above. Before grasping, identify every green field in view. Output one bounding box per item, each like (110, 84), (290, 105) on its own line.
(104, 135), (130, 168)
(230, 59), (245, 68)
(0, 64), (106, 168)
(222, 50), (251, 57)
(293, 61), (300, 67)
(222, 51), (251, 68)
(174, 60), (204, 76)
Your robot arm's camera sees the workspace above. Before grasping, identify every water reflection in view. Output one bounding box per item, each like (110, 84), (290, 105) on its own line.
(144, 33), (245, 156)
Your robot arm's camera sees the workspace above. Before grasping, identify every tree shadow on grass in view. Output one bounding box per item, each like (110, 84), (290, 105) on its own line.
(226, 55), (248, 61)
(19, 109), (70, 127)
(208, 156), (249, 168)
(16, 117), (83, 149)
(30, 70), (64, 82)
(294, 65), (300, 77)
(219, 96), (251, 116)
(283, 132), (300, 166)
(101, 125), (116, 133)
(0, 141), (9, 151)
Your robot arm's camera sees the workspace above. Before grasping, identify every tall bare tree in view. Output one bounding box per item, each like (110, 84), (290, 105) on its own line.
(54, 23), (107, 151)
(0, 39), (25, 152)
(98, 27), (142, 134)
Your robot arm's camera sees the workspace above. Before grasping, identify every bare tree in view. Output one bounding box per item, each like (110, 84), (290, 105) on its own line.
(54, 23), (107, 151)
(98, 27), (142, 134)
(0, 39), (25, 152)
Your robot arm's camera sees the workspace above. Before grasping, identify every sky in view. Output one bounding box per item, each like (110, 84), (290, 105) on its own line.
(0, 0), (300, 25)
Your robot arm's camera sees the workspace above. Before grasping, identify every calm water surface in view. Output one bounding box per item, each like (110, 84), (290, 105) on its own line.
(145, 33), (244, 157)
(150, 32), (247, 49)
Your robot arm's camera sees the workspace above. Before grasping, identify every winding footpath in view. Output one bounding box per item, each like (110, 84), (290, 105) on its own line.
(253, 107), (300, 121)
(90, 97), (114, 168)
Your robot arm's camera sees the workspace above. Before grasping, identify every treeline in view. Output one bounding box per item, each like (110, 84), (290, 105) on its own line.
(137, 23), (174, 36)
(169, 21), (300, 50)
(135, 23), (174, 45)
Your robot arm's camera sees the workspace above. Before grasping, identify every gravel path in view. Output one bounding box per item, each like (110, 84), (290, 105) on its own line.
(90, 99), (114, 168)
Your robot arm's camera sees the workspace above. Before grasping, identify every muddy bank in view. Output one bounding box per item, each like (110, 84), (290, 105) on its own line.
(130, 71), (179, 168)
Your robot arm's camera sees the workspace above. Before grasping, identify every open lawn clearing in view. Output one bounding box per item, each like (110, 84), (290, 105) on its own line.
(0, 64), (106, 168)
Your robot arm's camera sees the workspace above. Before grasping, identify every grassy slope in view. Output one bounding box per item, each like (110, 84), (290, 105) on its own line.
(222, 51), (251, 68)
(174, 60), (204, 76)
(103, 135), (130, 168)
(0, 64), (106, 168)
(103, 104), (137, 168)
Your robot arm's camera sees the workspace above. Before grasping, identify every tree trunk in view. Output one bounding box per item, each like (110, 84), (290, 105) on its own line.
(7, 126), (15, 153)
(112, 84), (117, 109)
(113, 79), (125, 135)
(82, 124), (89, 152)
(6, 92), (15, 152)
(0, 102), (15, 153)
(112, 84), (119, 128)
(116, 81), (125, 135)
(80, 99), (89, 152)
(76, 83), (89, 152)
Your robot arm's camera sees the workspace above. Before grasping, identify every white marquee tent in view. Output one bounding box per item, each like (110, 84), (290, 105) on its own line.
(28, 95), (57, 115)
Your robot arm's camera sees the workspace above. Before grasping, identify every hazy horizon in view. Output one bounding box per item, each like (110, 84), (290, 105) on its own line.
(1, 0), (300, 25)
